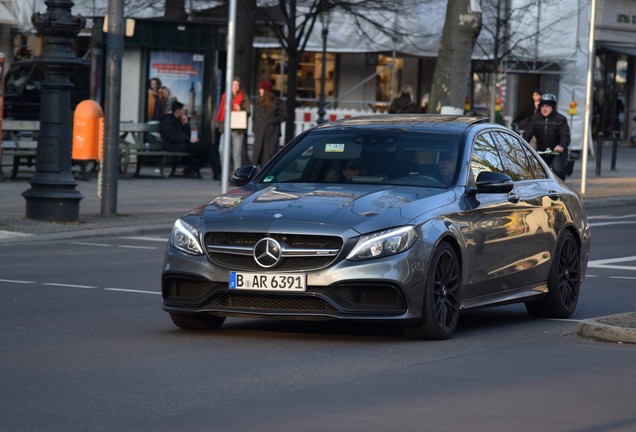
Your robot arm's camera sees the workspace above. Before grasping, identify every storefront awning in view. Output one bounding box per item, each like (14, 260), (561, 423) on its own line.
(0, 3), (18, 25)
(599, 44), (636, 57)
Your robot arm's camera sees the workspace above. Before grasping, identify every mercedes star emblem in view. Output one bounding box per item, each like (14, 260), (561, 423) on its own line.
(253, 237), (283, 268)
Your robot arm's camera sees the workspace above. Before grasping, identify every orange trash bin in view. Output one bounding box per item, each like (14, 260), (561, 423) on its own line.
(72, 100), (104, 161)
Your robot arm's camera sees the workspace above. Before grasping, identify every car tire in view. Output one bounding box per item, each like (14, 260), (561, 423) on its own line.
(403, 242), (461, 340)
(170, 313), (226, 330)
(525, 231), (580, 319)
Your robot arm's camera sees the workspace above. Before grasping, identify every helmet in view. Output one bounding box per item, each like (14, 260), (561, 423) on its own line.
(540, 93), (557, 108)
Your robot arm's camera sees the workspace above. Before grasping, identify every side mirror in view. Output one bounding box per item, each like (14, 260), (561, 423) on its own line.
(231, 165), (259, 186)
(468, 171), (514, 195)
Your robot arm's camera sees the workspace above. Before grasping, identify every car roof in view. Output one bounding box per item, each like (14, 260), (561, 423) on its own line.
(317, 114), (491, 135)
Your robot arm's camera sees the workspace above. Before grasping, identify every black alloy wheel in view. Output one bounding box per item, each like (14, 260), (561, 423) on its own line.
(526, 231), (580, 318)
(404, 242), (461, 340)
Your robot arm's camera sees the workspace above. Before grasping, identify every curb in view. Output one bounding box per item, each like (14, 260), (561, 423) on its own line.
(578, 313), (636, 344)
(0, 223), (173, 244)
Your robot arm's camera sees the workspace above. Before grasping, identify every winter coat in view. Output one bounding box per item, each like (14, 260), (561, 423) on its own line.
(252, 96), (286, 166)
(388, 95), (417, 114)
(522, 110), (570, 152)
(159, 113), (190, 152)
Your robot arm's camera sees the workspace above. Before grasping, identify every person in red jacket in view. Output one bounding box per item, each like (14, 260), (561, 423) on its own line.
(215, 77), (250, 172)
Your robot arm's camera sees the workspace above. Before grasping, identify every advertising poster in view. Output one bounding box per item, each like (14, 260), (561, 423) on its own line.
(148, 51), (204, 133)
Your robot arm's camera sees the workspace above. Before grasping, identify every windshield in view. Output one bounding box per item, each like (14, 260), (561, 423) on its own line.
(259, 129), (461, 188)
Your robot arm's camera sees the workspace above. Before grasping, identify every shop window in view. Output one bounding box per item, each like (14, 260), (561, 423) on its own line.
(257, 48), (335, 106)
(374, 54), (403, 111)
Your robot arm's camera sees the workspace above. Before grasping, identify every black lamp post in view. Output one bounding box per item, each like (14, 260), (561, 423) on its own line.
(317, 6), (332, 125)
(22, 0), (86, 222)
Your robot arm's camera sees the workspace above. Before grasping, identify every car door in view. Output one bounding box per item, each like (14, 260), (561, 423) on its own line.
(462, 132), (530, 298)
(493, 131), (556, 286)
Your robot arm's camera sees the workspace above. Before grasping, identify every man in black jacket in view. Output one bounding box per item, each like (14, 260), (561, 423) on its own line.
(522, 93), (571, 180)
(160, 101), (220, 179)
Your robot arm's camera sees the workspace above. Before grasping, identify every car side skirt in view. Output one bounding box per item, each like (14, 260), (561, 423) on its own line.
(461, 283), (548, 310)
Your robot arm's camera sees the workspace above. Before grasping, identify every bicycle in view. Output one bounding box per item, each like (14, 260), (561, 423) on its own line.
(536, 148), (575, 179)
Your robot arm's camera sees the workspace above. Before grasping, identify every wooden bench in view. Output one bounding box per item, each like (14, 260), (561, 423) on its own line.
(2, 120), (40, 180)
(2, 120), (198, 180)
(119, 122), (198, 178)
(2, 120), (93, 180)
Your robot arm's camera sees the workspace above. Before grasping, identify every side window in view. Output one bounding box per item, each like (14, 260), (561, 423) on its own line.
(491, 131), (535, 181)
(470, 133), (505, 182)
(523, 144), (549, 179)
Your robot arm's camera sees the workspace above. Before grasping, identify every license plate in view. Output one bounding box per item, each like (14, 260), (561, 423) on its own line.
(229, 272), (307, 291)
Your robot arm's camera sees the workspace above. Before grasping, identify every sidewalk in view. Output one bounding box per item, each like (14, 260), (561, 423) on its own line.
(2, 140), (636, 343)
(2, 140), (636, 240)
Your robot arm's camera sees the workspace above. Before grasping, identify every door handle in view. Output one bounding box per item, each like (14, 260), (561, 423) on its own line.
(507, 193), (520, 203)
(548, 190), (560, 200)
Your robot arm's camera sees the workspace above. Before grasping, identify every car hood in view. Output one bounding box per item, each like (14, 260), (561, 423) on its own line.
(190, 183), (456, 235)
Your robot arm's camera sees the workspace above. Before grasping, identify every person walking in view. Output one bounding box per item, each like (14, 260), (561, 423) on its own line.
(388, 84), (417, 114)
(215, 77), (250, 172)
(522, 93), (571, 180)
(252, 79), (286, 167)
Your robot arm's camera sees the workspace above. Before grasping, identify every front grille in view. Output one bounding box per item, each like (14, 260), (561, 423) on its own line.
(205, 292), (337, 312)
(164, 277), (407, 315)
(204, 232), (344, 271)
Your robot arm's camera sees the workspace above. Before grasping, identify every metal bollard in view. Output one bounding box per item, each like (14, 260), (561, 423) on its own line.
(596, 132), (603, 176)
(611, 131), (618, 171)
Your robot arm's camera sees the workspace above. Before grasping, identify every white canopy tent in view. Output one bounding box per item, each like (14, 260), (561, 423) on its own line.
(10, 0), (601, 153)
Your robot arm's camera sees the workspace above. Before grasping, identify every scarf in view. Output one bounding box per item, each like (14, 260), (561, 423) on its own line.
(217, 91), (245, 123)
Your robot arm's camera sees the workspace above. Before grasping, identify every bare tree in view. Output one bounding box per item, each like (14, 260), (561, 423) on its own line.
(428, 0), (482, 114)
(256, 0), (409, 142)
(235, 0), (257, 96)
(474, 0), (577, 121)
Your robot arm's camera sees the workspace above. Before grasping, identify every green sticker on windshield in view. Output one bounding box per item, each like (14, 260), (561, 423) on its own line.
(263, 176), (275, 182)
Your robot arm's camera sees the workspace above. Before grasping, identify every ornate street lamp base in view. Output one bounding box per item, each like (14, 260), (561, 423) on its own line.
(23, 181), (84, 222)
(23, 0), (87, 223)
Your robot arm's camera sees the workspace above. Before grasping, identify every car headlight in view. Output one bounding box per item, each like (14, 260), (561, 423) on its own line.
(347, 226), (418, 261)
(170, 219), (204, 255)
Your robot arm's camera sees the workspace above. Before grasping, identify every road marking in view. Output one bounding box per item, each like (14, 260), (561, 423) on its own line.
(587, 214), (636, 220)
(588, 255), (636, 271)
(589, 221), (636, 227)
(118, 245), (158, 250)
(610, 276), (636, 280)
(0, 279), (36, 284)
(121, 236), (167, 242)
(68, 241), (159, 250)
(1, 279), (159, 294)
(105, 288), (161, 295)
(43, 283), (98, 289)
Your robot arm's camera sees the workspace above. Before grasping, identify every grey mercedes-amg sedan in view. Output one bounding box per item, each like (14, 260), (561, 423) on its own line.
(162, 114), (590, 339)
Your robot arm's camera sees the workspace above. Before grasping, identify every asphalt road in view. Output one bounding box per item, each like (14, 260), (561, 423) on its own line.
(1, 205), (635, 431)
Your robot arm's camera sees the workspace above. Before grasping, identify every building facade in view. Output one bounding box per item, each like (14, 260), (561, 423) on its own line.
(2, 0), (636, 150)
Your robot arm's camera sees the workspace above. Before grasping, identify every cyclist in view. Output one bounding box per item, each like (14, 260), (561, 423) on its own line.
(522, 93), (571, 180)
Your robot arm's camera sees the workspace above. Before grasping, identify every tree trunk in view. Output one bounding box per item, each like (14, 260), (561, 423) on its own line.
(283, 0), (299, 144)
(235, 0), (256, 94)
(428, 0), (482, 114)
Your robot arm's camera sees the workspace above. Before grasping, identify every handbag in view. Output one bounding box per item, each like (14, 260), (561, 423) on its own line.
(230, 110), (247, 129)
